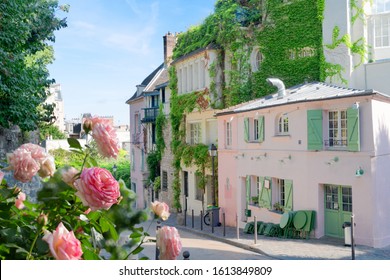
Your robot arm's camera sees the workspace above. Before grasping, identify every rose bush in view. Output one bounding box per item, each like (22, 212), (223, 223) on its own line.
(0, 116), (181, 260)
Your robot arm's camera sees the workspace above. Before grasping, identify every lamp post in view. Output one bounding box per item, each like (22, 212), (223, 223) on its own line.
(209, 144), (217, 206)
(112, 164), (117, 179)
(208, 143), (220, 227)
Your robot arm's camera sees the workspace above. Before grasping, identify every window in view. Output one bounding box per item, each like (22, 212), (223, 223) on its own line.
(373, 0), (390, 13)
(328, 110), (347, 147)
(151, 123), (156, 144)
(325, 185), (352, 213)
(277, 114), (289, 135)
(374, 14), (390, 47)
(226, 121), (232, 147)
(162, 171), (168, 191)
(342, 187), (353, 212)
(288, 47), (316, 59)
(244, 116), (264, 142)
(307, 108), (360, 151)
(253, 119), (259, 141)
(161, 88), (166, 104)
(250, 47), (264, 72)
(189, 122), (201, 145)
(275, 179), (293, 212)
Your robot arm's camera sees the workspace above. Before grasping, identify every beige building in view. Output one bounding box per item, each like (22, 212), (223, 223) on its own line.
(46, 84), (65, 132)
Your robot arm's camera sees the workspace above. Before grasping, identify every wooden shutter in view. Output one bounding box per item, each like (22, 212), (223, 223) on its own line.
(259, 177), (272, 209)
(244, 117), (249, 142)
(347, 107), (360, 152)
(284, 180), (293, 212)
(307, 109), (323, 150)
(258, 115), (264, 142)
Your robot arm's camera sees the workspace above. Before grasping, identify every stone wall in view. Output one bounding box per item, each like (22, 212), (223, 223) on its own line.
(1, 125), (42, 201)
(0, 126), (40, 161)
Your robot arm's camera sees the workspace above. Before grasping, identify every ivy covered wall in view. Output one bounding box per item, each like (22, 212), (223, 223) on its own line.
(172, 0), (325, 107)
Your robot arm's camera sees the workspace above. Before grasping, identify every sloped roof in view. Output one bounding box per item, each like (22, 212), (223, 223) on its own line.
(126, 63), (165, 103)
(216, 82), (382, 116)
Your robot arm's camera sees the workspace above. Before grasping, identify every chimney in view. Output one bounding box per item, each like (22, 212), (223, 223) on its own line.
(163, 32), (176, 68)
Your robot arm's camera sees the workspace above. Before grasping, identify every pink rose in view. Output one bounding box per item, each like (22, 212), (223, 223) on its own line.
(42, 222), (83, 260)
(74, 167), (120, 211)
(156, 226), (182, 260)
(151, 201), (170, 221)
(0, 170), (4, 183)
(88, 117), (119, 158)
(61, 167), (79, 188)
(6, 144), (55, 182)
(15, 192), (26, 209)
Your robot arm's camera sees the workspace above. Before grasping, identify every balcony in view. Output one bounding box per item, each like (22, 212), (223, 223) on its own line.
(141, 107), (158, 123)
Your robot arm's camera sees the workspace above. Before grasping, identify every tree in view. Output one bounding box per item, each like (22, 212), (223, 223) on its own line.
(38, 123), (66, 141)
(0, 0), (68, 131)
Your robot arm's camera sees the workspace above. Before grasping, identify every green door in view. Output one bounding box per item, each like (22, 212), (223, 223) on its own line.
(324, 185), (352, 238)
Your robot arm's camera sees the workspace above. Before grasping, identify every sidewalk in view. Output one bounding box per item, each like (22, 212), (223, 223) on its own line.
(164, 212), (390, 260)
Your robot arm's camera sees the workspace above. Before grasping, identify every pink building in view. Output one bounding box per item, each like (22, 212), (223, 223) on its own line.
(216, 79), (390, 248)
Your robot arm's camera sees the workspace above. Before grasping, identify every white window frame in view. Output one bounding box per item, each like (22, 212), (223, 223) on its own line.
(250, 47), (264, 72)
(328, 110), (347, 148)
(373, 13), (390, 48)
(277, 114), (289, 135)
(189, 122), (201, 145)
(373, 0), (390, 13)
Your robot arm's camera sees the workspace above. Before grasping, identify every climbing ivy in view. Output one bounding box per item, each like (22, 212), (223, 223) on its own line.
(168, 66), (215, 211)
(173, 0), (324, 107)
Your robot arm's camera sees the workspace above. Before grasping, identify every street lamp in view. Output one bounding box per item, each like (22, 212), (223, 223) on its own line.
(208, 143), (217, 206)
(112, 164), (117, 179)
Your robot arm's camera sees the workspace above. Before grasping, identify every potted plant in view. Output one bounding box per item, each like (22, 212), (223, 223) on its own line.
(251, 196), (259, 205)
(273, 202), (284, 213)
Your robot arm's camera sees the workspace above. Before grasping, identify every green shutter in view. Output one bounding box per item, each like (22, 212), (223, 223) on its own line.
(246, 175), (250, 209)
(347, 107), (360, 152)
(244, 117), (249, 142)
(258, 115), (264, 142)
(284, 180), (293, 212)
(259, 177), (272, 209)
(307, 110), (323, 150)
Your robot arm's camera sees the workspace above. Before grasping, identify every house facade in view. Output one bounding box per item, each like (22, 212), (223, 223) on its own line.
(127, 33), (176, 209)
(46, 84), (65, 133)
(216, 80), (390, 248)
(171, 45), (221, 214)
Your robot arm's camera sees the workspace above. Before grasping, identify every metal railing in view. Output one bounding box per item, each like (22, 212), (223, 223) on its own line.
(141, 107), (159, 123)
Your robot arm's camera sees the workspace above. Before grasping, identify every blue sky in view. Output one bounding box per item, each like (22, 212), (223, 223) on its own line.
(49, 0), (216, 125)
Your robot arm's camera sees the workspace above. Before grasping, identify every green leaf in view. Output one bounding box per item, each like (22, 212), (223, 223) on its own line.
(131, 246), (144, 255)
(99, 217), (110, 233)
(130, 232), (142, 239)
(67, 138), (83, 150)
(82, 246), (101, 260)
(108, 224), (119, 241)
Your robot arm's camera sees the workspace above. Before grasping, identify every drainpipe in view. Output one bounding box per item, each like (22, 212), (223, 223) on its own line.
(266, 78), (286, 99)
